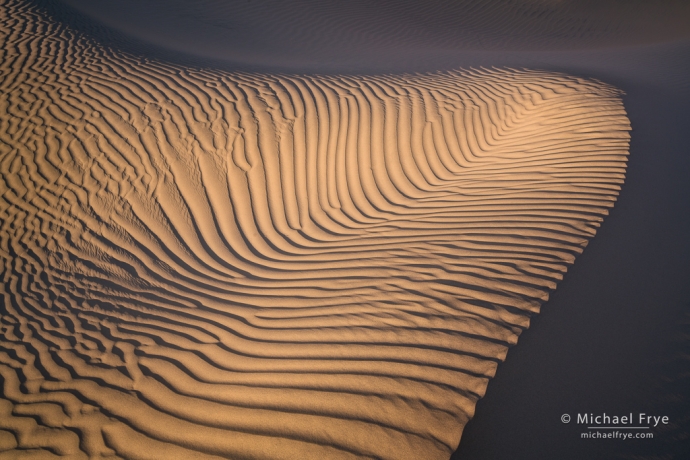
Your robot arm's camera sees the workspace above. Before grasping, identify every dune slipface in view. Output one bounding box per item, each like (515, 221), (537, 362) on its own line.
(0, 1), (630, 459)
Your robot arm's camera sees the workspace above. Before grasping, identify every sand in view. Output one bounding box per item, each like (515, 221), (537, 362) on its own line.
(0, 1), (631, 459)
(452, 37), (690, 460)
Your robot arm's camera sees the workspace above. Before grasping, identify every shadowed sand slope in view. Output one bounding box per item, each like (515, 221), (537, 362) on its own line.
(0, 1), (630, 459)
(54, 0), (690, 69)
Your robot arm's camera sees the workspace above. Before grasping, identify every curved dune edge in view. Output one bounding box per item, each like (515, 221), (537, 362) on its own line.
(0, 1), (630, 459)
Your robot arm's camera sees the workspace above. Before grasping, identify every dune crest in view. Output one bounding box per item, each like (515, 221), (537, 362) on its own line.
(0, 1), (630, 459)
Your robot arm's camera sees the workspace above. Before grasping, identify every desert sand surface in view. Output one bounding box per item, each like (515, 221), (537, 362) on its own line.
(2, 0), (674, 459)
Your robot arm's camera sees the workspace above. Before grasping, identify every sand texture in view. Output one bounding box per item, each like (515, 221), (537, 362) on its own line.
(0, 1), (630, 459)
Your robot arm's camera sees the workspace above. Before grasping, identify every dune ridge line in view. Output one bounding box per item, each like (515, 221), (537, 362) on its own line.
(0, 1), (630, 458)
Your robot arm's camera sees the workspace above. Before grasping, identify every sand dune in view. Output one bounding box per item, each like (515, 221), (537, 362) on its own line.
(0, 1), (630, 459)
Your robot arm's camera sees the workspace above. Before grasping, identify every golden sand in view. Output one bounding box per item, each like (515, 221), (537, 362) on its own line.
(0, 1), (630, 458)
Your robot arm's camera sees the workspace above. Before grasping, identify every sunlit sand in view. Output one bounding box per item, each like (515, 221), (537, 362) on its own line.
(0, 1), (646, 458)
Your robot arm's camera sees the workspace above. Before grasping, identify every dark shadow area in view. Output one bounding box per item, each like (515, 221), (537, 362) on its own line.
(30, 0), (690, 74)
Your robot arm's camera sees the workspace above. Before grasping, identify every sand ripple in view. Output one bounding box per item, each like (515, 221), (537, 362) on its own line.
(0, 1), (630, 458)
